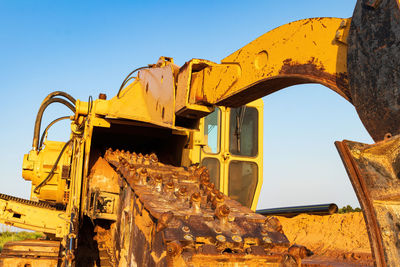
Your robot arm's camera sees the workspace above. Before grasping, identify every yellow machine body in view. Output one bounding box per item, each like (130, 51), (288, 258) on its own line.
(22, 140), (73, 204)
(1, 1), (400, 264)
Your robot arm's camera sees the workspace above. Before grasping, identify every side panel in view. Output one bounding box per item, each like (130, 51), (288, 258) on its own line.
(0, 194), (67, 236)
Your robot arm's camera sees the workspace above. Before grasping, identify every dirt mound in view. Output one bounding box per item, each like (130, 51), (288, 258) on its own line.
(278, 212), (373, 265)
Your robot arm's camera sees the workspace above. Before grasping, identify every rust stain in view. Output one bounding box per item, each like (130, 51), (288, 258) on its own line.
(215, 57), (351, 107)
(233, 49), (243, 62)
(0, 240), (61, 266)
(279, 58), (351, 101)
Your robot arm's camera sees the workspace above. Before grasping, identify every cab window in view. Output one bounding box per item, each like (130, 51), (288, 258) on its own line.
(201, 158), (220, 190)
(203, 108), (220, 154)
(229, 107), (258, 157)
(228, 161), (258, 207)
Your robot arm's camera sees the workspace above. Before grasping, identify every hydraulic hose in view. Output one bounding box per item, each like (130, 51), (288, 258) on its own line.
(34, 139), (73, 194)
(39, 116), (71, 149)
(117, 66), (149, 98)
(40, 91), (76, 106)
(32, 98), (75, 150)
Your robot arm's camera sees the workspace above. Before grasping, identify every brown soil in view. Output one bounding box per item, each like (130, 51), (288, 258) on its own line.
(278, 212), (374, 266)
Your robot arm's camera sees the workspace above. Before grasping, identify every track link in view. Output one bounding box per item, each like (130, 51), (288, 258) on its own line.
(0, 192), (65, 210)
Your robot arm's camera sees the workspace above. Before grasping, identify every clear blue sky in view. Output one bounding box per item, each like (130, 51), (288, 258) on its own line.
(0, 0), (371, 209)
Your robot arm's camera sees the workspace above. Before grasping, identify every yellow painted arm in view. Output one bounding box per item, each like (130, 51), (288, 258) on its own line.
(179, 17), (351, 110)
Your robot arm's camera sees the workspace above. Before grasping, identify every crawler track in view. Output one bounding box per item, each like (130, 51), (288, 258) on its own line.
(81, 149), (310, 266)
(0, 193), (65, 210)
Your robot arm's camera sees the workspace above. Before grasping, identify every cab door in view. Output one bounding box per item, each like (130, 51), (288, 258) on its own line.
(200, 99), (263, 210)
(199, 106), (225, 190)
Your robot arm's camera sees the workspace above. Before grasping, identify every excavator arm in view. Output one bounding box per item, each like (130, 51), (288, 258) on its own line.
(176, 17), (351, 109)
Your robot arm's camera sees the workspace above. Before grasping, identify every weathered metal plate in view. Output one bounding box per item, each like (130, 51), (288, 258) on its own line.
(0, 193), (67, 236)
(348, 0), (400, 141)
(0, 240), (61, 267)
(336, 134), (400, 266)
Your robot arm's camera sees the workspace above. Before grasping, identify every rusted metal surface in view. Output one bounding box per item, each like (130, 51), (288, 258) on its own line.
(94, 221), (116, 266)
(77, 57), (181, 130)
(364, 0), (383, 8)
(80, 149), (310, 266)
(336, 134), (400, 266)
(301, 258), (373, 267)
(88, 157), (120, 194)
(86, 157), (120, 221)
(0, 240), (61, 267)
(279, 57), (349, 100)
(348, 0), (400, 142)
(175, 59), (215, 119)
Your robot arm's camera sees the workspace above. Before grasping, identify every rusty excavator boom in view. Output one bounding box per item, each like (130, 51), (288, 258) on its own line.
(1, 0), (400, 266)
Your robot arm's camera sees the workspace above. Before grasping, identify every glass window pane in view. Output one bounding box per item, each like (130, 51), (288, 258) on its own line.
(228, 161), (258, 207)
(229, 107), (258, 157)
(203, 108), (220, 154)
(201, 158), (220, 190)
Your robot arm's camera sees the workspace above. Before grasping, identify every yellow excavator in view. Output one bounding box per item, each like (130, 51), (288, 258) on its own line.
(1, 0), (400, 266)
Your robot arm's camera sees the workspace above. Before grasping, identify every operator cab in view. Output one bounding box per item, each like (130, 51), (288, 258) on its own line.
(197, 99), (263, 210)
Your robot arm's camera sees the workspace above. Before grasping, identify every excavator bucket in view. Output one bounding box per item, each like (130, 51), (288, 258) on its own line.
(348, 0), (400, 142)
(336, 135), (400, 266)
